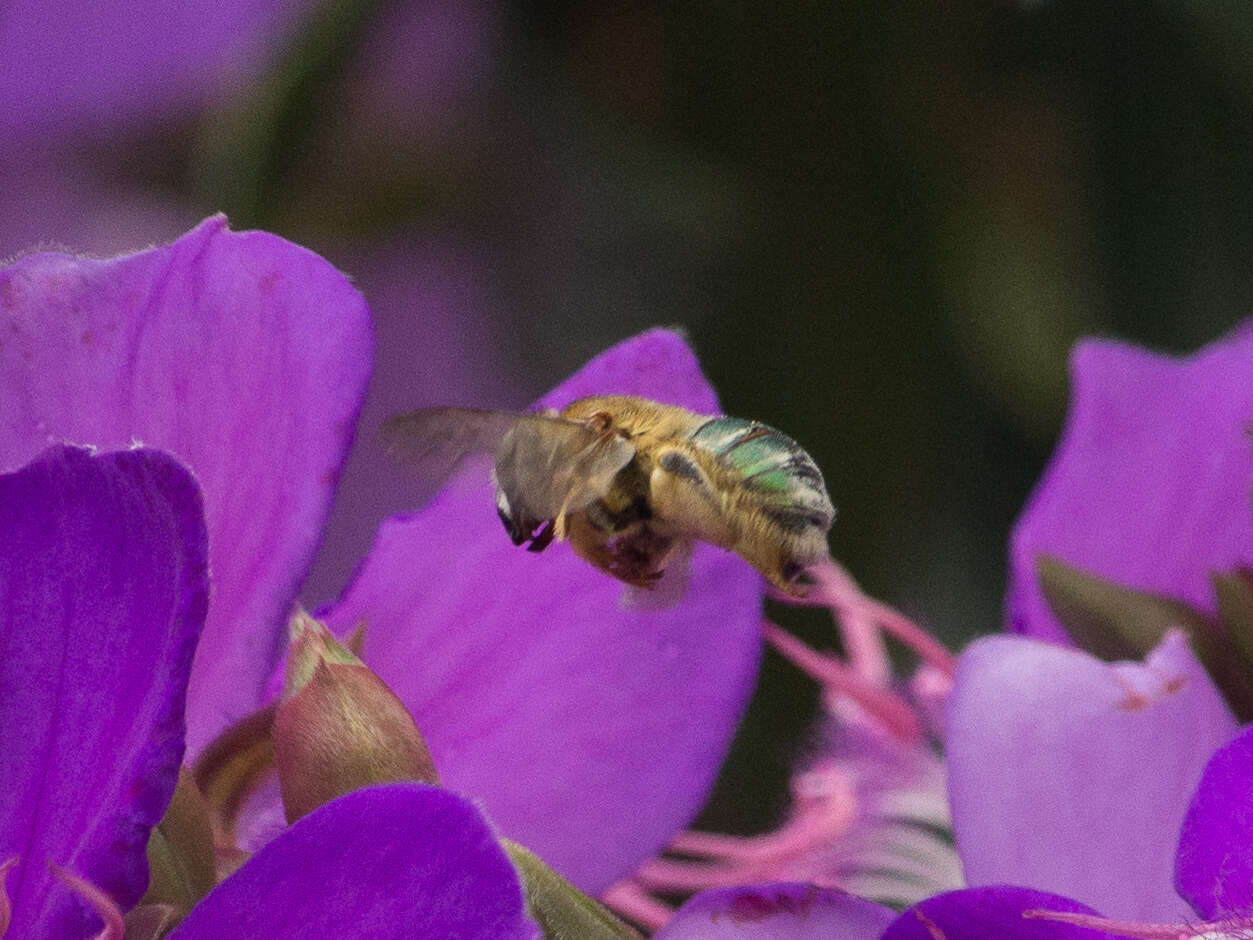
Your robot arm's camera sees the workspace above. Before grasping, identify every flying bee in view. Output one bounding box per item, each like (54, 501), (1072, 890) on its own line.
(381, 395), (835, 599)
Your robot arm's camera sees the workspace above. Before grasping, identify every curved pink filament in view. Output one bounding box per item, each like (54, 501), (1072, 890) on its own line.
(600, 879), (673, 932)
(0, 856), (19, 939)
(49, 864), (124, 940)
(1023, 906), (1253, 939)
(763, 622), (923, 742)
(808, 559), (957, 677)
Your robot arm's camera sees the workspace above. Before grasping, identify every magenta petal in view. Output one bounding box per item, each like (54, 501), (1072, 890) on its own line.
(529, 328), (720, 414)
(656, 883), (895, 939)
(325, 329), (763, 892)
(1175, 724), (1253, 919)
(0, 446), (208, 938)
(170, 784), (536, 939)
(0, 216), (372, 755)
(947, 632), (1237, 921)
(882, 887), (1120, 940)
(298, 239), (521, 606)
(1008, 322), (1253, 643)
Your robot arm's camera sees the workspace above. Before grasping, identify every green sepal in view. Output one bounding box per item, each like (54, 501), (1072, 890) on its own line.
(141, 767), (217, 926)
(1036, 555), (1209, 660)
(1038, 556), (1253, 720)
(1208, 568), (1253, 720)
(502, 840), (642, 940)
(1214, 568), (1253, 663)
(122, 904), (178, 940)
(192, 701), (277, 848)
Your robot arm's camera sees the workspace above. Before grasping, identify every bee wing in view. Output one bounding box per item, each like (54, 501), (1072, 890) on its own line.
(494, 416), (636, 522)
(381, 407), (528, 482)
(382, 407), (636, 518)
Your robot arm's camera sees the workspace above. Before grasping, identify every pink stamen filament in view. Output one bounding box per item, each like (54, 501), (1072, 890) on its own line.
(913, 907), (949, 940)
(602, 560), (957, 931)
(599, 881), (673, 933)
(600, 790), (856, 925)
(795, 559), (959, 678)
(632, 858), (759, 892)
(49, 864), (124, 940)
(911, 664), (954, 713)
(771, 575), (886, 683)
(630, 769), (858, 895)
(809, 561), (891, 682)
(0, 856), (18, 938)
(833, 601), (890, 684)
(667, 829), (774, 861)
(763, 622), (923, 742)
(1023, 906), (1253, 939)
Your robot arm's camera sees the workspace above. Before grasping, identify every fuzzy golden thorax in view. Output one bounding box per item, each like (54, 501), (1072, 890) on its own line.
(557, 395), (832, 594)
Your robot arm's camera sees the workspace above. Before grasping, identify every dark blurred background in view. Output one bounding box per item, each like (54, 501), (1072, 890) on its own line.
(5, 0), (1251, 832)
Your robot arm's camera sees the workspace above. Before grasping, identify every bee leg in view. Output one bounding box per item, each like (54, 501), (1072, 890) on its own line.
(497, 505), (556, 552)
(526, 520), (557, 553)
(497, 507), (528, 546)
(604, 525), (674, 588)
(585, 495), (649, 535)
(583, 501), (616, 532)
(781, 560), (804, 582)
(568, 520), (620, 574)
(568, 513), (645, 584)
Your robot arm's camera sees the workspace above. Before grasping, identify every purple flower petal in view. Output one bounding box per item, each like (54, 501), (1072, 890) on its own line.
(656, 883), (895, 939)
(529, 328), (720, 414)
(1008, 322), (1253, 643)
(0, 0), (315, 145)
(883, 886), (1121, 940)
(324, 329), (763, 892)
(1175, 723), (1253, 919)
(0, 446), (208, 938)
(0, 216), (373, 755)
(299, 238), (522, 607)
(170, 783), (536, 939)
(947, 632), (1237, 921)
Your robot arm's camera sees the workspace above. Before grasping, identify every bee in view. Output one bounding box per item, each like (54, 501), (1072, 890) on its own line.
(382, 395), (834, 598)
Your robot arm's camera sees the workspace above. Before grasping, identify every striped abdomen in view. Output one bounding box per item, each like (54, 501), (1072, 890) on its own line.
(688, 416), (835, 535)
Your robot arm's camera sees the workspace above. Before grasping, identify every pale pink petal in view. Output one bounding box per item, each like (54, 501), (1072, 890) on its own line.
(947, 632), (1237, 920)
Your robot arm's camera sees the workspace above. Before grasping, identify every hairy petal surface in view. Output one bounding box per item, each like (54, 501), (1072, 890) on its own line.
(883, 886), (1121, 940)
(1008, 322), (1253, 642)
(947, 633), (1236, 921)
(0, 446), (208, 938)
(326, 329), (763, 892)
(0, 216), (372, 754)
(171, 784), (536, 939)
(1175, 724), (1253, 919)
(657, 883), (895, 939)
